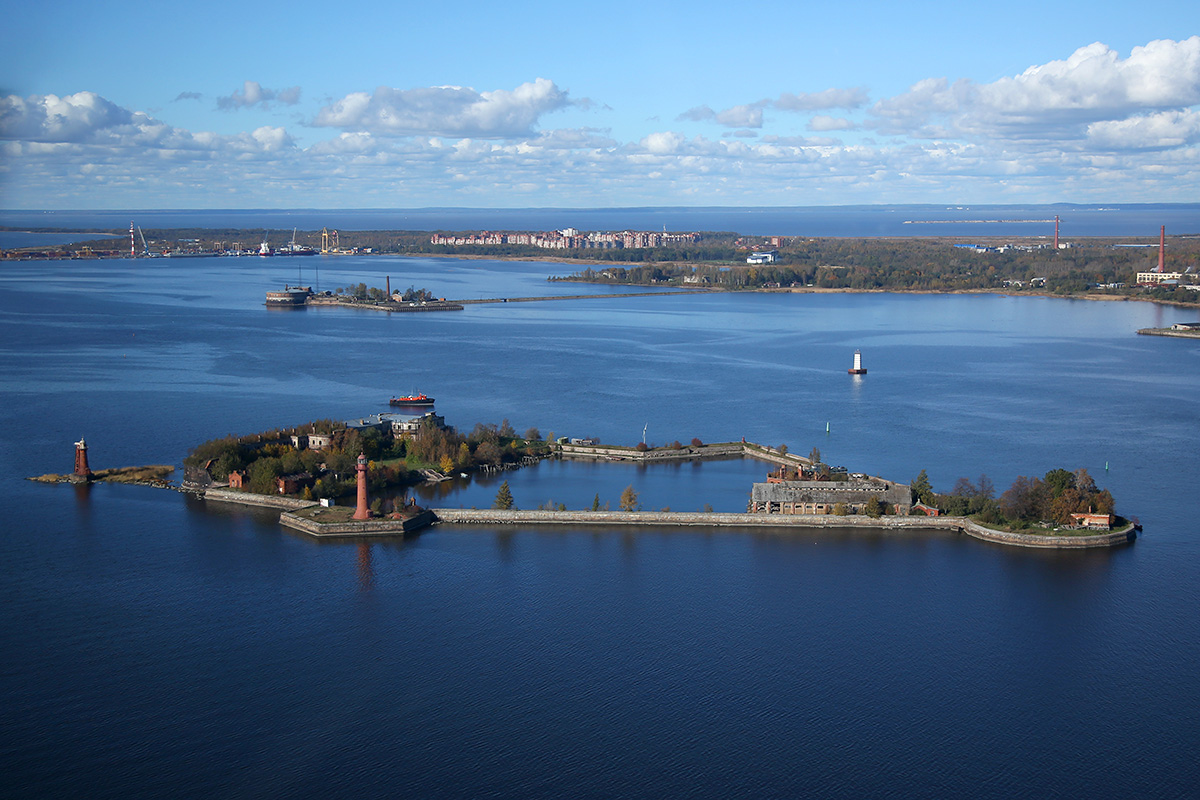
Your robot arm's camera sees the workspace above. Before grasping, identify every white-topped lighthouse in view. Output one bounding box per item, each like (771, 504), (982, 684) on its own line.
(848, 350), (867, 375)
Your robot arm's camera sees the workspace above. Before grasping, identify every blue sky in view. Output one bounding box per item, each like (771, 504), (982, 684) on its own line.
(2, 0), (1198, 209)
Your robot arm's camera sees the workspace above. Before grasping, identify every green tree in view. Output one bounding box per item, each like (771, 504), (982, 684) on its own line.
(911, 469), (934, 505)
(493, 481), (514, 510)
(620, 484), (640, 512)
(248, 457), (283, 494)
(591, 493), (601, 512)
(864, 496), (882, 518)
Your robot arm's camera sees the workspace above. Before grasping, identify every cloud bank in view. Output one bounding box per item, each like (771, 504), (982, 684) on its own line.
(313, 78), (571, 138)
(2, 39), (1198, 208)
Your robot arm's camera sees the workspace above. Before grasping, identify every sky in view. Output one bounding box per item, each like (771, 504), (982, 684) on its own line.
(1, 0), (1198, 209)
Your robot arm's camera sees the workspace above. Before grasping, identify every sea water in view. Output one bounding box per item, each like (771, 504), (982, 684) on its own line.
(1, 254), (1198, 798)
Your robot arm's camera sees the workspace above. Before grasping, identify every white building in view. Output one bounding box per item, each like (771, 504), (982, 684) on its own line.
(1137, 271), (1184, 285)
(747, 250), (777, 264)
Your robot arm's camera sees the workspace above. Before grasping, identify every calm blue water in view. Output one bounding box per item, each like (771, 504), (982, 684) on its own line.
(2, 254), (1199, 798)
(2, 203), (1197, 237)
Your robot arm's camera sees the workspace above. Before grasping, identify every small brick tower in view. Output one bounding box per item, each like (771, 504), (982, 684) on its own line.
(353, 451), (370, 520)
(73, 437), (92, 481)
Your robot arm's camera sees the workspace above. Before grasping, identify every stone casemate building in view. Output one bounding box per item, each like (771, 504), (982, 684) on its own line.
(750, 473), (911, 515)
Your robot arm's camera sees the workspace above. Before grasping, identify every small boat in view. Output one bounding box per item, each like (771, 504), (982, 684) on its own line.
(390, 393), (435, 406)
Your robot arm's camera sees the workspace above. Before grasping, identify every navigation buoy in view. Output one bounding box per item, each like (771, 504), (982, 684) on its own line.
(848, 350), (867, 375)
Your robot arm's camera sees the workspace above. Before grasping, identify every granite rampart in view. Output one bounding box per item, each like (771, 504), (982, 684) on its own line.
(558, 441), (809, 467)
(203, 488), (319, 511)
(430, 510), (1136, 548)
(279, 509), (436, 537)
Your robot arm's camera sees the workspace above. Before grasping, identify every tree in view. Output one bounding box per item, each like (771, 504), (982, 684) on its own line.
(499, 418), (516, 438)
(248, 457), (283, 494)
(808, 446), (821, 465)
(865, 496), (882, 518)
(475, 441), (503, 466)
(591, 493), (601, 512)
(691, 437), (703, 447)
(779, 444), (788, 455)
(525, 427), (541, 442)
(620, 484), (639, 512)
(1043, 468), (1076, 498)
(493, 481), (514, 510)
(951, 477), (977, 497)
(911, 469), (934, 505)
(977, 474), (995, 500)
(1000, 475), (1042, 521)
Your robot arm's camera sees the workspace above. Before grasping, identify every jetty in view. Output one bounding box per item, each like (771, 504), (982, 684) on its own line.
(1136, 324), (1200, 339)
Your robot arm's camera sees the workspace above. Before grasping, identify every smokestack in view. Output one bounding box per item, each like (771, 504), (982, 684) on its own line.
(1159, 226), (1165, 272)
(1054, 216), (1059, 250)
(387, 276), (390, 297)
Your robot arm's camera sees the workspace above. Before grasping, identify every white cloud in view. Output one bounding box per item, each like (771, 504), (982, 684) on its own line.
(1, 91), (136, 143)
(676, 102), (766, 129)
(1086, 109), (1200, 149)
(808, 115), (856, 132)
(776, 87), (870, 111)
(639, 131), (686, 154)
(5, 41), (1200, 209)
(313, 78), (571, 138)
(216, 81), (302, 110)
(0, 91), (296, 159)
(871, 36), (1200, 145)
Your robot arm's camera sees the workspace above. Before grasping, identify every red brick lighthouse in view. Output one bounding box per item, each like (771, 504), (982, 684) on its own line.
(73, 437), (92, 481)
(353, 452), (370, 520)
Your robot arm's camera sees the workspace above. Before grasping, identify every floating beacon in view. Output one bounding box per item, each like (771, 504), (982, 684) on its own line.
(848, 350), (867, 375)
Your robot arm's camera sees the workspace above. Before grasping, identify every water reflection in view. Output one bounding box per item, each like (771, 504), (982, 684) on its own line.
(72, 481), (92, 511)
(357, 542), (375, 591)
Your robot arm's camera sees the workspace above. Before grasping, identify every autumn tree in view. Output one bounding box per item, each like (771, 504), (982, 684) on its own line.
(620, 485), (640, 512)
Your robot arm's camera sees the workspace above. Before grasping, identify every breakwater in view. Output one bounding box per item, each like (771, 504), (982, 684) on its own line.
(1136, 326), (1200, 339)
(558, 441), (809, 467)
(195, 482), (1134, 549)
(431, 509), (1136, 549)
(203, 487), (318, 511)
(280, 509), (436, 538)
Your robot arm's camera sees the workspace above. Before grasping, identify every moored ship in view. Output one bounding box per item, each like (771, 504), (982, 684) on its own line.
(390, 393), (435, 406)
